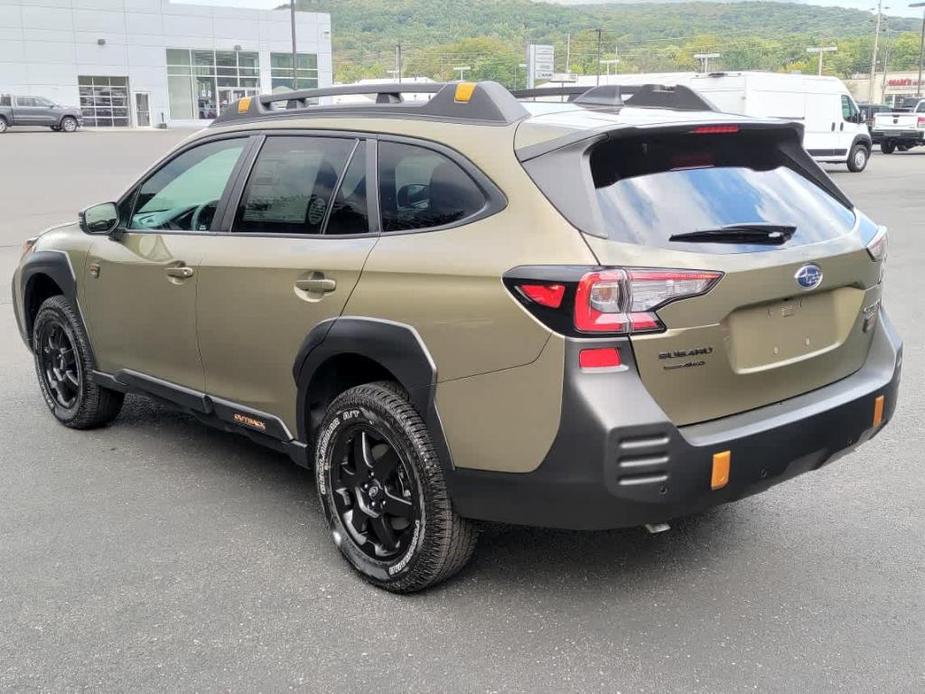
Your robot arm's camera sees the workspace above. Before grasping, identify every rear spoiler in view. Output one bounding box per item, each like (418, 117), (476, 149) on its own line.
(517, 120), (852, 238)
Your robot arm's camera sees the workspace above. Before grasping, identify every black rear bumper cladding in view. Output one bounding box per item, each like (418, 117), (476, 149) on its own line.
(448, 311), (902, 530)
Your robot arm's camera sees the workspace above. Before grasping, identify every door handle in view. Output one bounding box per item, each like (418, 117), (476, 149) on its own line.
(840, 122), (844, 131)
(295, 277), (336, 293)
(165, 265), (194, 279)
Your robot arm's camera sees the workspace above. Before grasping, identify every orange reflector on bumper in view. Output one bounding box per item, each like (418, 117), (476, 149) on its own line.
(873, 395), (885, 427)
(454, 82), (476, 103)
(238, 96), (252, 113)
(711, 451), (731, 490)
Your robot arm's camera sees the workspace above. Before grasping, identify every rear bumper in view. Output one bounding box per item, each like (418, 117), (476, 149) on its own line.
(449, 311), (902, 530)
(874, 130), (925, 141)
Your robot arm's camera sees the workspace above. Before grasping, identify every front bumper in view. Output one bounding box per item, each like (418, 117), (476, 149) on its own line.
(449, 311), (902, 530)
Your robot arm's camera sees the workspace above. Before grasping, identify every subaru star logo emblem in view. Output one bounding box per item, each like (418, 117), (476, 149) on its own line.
(794, 264), (823, 290)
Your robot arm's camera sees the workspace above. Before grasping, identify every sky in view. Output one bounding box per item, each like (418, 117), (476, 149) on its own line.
(178, 0), (925, 19)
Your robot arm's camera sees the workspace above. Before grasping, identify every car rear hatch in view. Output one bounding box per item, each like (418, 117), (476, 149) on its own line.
(519, 120), (886, 426)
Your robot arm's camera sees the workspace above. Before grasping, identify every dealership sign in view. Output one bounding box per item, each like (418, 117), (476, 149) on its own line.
(526, 44), (555, 88)
(887, 78), (923, 87)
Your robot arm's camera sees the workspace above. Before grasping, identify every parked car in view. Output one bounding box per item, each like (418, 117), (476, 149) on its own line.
(0, 94), (82, 133)
(12, 81), (901, 592)
(872, 98), (925, 153)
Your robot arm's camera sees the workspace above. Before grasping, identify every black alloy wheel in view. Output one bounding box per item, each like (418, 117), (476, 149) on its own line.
(331, 426), (417, 559)
(38, 319), (81, 409)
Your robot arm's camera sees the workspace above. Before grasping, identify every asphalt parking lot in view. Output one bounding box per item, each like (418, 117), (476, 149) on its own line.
(1, 130), (923, 692)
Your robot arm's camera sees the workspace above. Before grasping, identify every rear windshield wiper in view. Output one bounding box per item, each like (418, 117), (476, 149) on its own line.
(669, 223), (797, 245)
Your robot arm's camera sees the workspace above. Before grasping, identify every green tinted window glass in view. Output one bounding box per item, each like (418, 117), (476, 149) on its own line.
(131, 139), (246, 231)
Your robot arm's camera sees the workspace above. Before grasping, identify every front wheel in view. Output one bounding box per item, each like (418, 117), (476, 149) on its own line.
(847, 143), (869, 172)
(60, 116), (78, 133)
(0, 117), (8, 133)
(32, 295), (124, 428)
(315, 381), (478, 593)
(881, 141), (896, 154)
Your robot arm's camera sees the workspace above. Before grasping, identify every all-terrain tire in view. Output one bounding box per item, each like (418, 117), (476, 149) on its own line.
(315, 381), (478, 593)
(32, 295), (124, 429)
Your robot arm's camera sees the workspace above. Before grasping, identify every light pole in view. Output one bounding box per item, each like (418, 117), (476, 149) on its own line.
(911, 2), (925, 96)
(807, 46), (838, 75)
(454, 66), (471, 81)
(694, 52), (721, 73)
(869, 1), (890, 103)
(290, 1), (298, 89)
(594, 29), (603, 86)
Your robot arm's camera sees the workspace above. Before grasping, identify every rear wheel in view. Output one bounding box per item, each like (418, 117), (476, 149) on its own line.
(897, 144), (910, 152)
(315, 381), (477, 593)
(881, 141), (896, 154)
(50, 125), (61, 132)
(847, 143), (869, 172)
(32, 295), (123, 428)
(60, 116), (78, 133)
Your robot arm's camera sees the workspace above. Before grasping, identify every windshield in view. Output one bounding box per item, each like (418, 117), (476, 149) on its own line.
(590, 132), (856, 253)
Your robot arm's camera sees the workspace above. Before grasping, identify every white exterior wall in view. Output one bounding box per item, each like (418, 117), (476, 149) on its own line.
(0, 0), (332, 126)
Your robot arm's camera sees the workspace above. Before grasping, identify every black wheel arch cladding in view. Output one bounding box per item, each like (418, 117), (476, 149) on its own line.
(294, 317), (454, 470)
(19, 250), (89, 355)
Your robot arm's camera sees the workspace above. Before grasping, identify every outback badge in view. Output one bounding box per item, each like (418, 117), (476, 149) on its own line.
(794, 263), (823, 290)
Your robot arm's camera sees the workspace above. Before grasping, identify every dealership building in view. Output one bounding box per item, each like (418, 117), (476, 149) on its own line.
(0, 0), (332, 128)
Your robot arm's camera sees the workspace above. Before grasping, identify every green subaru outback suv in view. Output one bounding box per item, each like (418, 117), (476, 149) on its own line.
(12, 82), (901, 592)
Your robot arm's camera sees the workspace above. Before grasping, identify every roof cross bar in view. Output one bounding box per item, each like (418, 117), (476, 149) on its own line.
(511, 83), (717, 112)
(211, 81), (530, 127)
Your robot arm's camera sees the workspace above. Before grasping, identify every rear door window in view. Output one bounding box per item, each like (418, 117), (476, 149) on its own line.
(235, 136), (356, 235)
(589, 131), (856, 253)
(378, 141), (487, 232)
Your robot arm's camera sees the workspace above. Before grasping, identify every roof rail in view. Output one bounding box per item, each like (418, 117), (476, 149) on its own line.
(210, 81), (530, 127)
(511, 83), (717, 112)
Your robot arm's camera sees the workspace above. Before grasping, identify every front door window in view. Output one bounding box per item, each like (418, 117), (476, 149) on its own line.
(128, 139), (247, 231)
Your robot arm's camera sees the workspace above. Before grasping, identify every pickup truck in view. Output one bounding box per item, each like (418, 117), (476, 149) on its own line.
(0, 94), (82, 133)
(872, 98), (925, 153)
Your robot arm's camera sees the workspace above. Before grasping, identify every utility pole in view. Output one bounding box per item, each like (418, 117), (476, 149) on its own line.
(565, 33), (571, 74)
(395, 43), (402, 84)
(911, 2), (925, 96)
(290, 0), (298, 89)
(806, 46), (837, 75)
(869, 0), (885, 103)
(595, 29), (603, 86)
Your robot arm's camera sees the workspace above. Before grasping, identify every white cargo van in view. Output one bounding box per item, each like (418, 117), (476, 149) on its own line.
(538, 72), (871, 172)
(689, 72), (870, 172)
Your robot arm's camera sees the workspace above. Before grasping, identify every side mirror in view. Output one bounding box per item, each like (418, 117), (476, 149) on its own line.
(79, 202), (120, 235)
(397, 183), (430, 208)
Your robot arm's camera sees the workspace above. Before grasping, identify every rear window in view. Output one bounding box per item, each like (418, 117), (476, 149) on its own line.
(589, 131), (856, 253)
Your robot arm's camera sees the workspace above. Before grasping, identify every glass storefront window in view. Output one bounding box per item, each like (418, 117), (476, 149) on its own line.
(166, 49), (262, 120)
(270, 52), (319, 92)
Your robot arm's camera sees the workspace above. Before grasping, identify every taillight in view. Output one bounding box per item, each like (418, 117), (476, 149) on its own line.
(692, 124), (739, 134)
(506, 266), (722, 337)
(918, 116), (925, 128)
(516, 283), (565, 308)
(867, 225), (888, 262)
(574, 268), (721, 334)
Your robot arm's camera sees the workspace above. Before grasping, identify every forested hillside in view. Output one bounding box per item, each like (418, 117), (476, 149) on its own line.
(296, 0), (920, 85)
